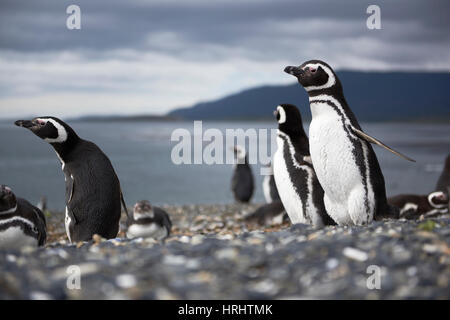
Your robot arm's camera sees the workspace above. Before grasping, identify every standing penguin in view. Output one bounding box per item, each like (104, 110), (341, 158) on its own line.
(0, 185), (46, 249)
(388, 191), (448, 219)
(273, 104), (335, 227)
(284, 60), (413, 225)
(435, 154), (450, 196)
(231, 146), (254, 203)
(15, 117), (127, 242)
(262, 163), (281, 203)
(126, 200), (172, 240)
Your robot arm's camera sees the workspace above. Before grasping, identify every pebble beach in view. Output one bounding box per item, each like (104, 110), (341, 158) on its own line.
(1, 203), (449, 299)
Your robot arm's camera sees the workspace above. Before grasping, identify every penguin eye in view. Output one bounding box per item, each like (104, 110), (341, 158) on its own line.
(310, 68), (316, 73)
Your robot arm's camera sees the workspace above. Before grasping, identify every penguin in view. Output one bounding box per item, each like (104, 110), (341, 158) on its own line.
(273, 104), (335, 227)
(231, 146), (254, 203)
(15, 117), (128, 243)
(388, 191), (448, 219)
(126, 200), (172, 240)
(435, 154), (450, 196)
(244, 201), (288, 227)
(284, 60), (413, 225)
(0, 185), (46, 249)
(262, 163), (281, 203)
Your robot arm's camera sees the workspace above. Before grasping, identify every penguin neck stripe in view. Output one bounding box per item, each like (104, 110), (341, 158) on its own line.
(0, 205), (17, 215)
(309, 95), (357, 139)
(277, 131), (308, 170)
(303, 64), (336, 92)
(134, 212), (154, 220)
(277, 106), (286, 124)
(0, 216), (33, 227)
(428, 192), (446, 208)
(42, 119), (68, 144)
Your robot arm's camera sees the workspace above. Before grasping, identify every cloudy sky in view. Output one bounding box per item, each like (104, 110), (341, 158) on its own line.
(0, 0), (449, 119)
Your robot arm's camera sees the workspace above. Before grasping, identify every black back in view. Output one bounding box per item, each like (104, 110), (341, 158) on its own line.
(267, 173), (281, 202)
(63, 139), (122, 241)
(231, 153), (254, 203)
(436, 154), (450, 195)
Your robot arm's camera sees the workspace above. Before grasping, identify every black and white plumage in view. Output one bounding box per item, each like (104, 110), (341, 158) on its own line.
(126, 200), (172, 240)
(15, 117), (127, 243)
(244, 201), (287, 226)
(262, 164), (281, 203)
(388, 191), (448, 219)
(0, 185), (46, 249)
(231, 146), (254, 203)
(435, 154), (450, 196)
(284, 60), (410, 225)
(273, 104), (335, 227)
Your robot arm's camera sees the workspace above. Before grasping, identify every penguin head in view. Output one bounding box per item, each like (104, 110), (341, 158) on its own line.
(15, 117), (77, 145)
(232, 145), (247, 164)
(133, 200), (154, 220)
(284, 60), (342, 93)
(274, 104), (306, 135)
(428, 191), (448, 209)
(0, 185), (17, 213)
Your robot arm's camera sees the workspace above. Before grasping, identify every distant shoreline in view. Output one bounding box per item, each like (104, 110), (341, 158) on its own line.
(1, 116), (449, 124)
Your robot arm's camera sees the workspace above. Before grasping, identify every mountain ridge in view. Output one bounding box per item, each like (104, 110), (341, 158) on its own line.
(169, 71), (450, 122)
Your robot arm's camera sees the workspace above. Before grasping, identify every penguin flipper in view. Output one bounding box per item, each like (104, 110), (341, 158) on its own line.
(66, 174), (75, 204)
(350, 126), (416, 162)
(120, 189), (131, 220)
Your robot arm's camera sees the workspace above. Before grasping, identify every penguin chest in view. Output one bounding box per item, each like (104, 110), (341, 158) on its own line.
(127, 223), (167, 240)
(309, 108), (364, 199)
(309, 103), (375, 224)
(273, 137), (306, 224)
(0, 218), (38, 249)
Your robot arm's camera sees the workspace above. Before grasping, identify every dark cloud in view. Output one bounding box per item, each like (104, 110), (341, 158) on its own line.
(0, 0), (449, 118)
(1, 0), (449, 55)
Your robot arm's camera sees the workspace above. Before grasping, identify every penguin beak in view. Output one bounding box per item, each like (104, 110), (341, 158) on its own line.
(273, 109), (279, 117)
(284, 66), (304, 78)
(14, 119), (35, 129)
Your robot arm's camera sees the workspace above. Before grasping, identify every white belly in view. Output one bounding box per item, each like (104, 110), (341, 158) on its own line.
(273, 137), (307, 224)
(262, 175), (272, 203)
(65, 207), (72, 243)
(127, 223), (168, 240)
(309, 100), (374, 225)
(0, 227), (37, 250)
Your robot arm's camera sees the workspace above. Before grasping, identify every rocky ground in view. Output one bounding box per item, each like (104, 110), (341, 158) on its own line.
(0, 203), (449, 299)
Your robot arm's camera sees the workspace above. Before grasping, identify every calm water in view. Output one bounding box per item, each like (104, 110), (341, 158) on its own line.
(0, 120), (449, 210)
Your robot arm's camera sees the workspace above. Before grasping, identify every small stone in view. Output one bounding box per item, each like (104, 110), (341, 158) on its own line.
(92, 234), (104, 245)
(326, 258), (339, 270)
(116, 274), (137, 289)
(343, 247), (368, 262)
(163, 255), (187, 265)
(215, 248), (238, 260)
(30, 291), (53, 300)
